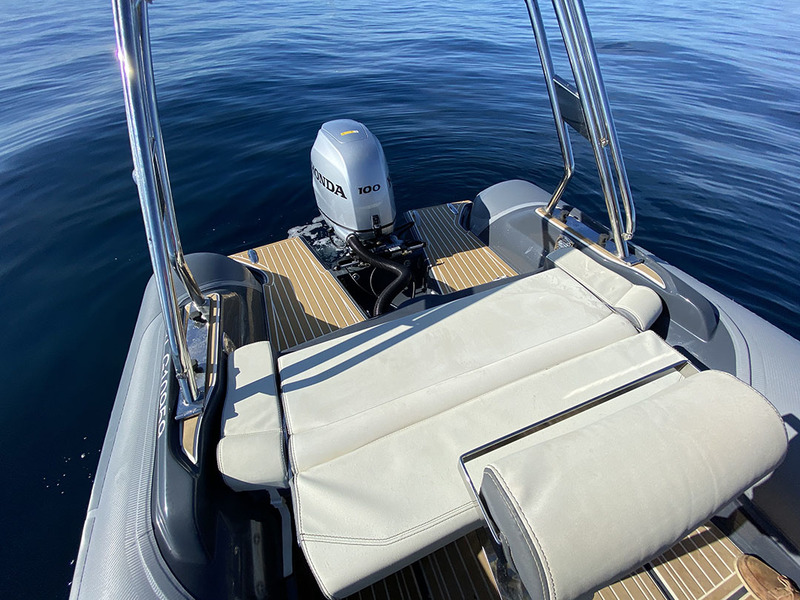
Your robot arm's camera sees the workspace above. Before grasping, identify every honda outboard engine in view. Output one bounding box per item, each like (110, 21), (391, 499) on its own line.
(311, 119), (395, 241)
(300, 119), (427, 317)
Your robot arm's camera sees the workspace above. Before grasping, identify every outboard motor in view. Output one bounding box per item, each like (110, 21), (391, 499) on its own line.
(304, 119), (426, 317)
(311, 119), (395, 242)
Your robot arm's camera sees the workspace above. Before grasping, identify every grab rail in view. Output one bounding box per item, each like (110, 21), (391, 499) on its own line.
(523, 0), (636, 260)
(112, 0), (208, 414)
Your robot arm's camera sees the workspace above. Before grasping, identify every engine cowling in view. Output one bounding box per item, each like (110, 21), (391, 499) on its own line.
(311, 119), (395, 242)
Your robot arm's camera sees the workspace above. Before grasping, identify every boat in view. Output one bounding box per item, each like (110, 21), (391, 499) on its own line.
(71, 0), (800, 599)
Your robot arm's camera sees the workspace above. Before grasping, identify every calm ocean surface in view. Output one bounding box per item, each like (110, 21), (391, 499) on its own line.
(1, 0), (798, 596)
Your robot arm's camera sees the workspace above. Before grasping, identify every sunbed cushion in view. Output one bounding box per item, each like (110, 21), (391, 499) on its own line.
(292, 333), (685, 598)
(280, 268), (640, 473)
(480, 370), (787, 600)
(278, 255), (668, 598)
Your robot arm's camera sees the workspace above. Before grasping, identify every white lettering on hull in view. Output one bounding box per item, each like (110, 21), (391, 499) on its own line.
(156, 349), (170, 438)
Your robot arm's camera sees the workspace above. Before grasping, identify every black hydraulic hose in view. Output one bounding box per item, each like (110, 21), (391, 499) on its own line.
(346, 235), (412, 316)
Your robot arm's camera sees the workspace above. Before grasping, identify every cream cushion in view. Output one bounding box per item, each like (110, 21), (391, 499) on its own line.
(481, 370), (788, 600)
(217, 341), (288, 491)
(280, 268), (648, 474)
(549, 247), (663, 330)
(278, 263), (673, 598)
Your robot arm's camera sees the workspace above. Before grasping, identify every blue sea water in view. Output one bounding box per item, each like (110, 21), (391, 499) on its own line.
(1, 0), (798, 597)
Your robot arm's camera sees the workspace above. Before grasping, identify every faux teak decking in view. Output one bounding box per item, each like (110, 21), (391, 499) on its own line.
(230, 202), (517, 353)
(231, 237), (366, 353)
(346, 521), (756, 600)
(408, 203), (516, 294)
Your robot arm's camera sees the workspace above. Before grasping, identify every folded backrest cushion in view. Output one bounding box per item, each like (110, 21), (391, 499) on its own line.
(481, 370), (787, 600)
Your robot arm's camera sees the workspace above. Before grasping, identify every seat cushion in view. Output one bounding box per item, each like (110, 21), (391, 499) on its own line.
(279, 268), (639, 473)
(291, 332), (686, 598)
(217, 341), (288, 491)
(549, 247), (663, 331)
(279, 259), (673, 597)
(480, 371), (788, 600)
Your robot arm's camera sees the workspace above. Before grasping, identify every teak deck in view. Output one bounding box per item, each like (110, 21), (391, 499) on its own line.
(408, 203), (517, 294)
(230, 237), (365, 352)
(230, 202), (518, 352)
(349, 522), (755, 600)
(649, 523), (755, 600)
(347, 532), (498, 600)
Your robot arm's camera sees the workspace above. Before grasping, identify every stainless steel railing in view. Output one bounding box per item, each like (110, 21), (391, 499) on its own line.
(523, 0), (636, 260)
(112, 0), (207, 412)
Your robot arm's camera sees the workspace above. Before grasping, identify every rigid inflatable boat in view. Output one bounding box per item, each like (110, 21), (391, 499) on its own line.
(71, 1), (800, 599)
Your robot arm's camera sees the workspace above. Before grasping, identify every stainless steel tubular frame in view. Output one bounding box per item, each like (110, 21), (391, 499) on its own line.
(525, 0), (636, 260)
(137, 2), (208, 314)
(524, 0), (574, 210)
(112, 0), (204, 407)
(568, 0), (635, 239)
(553, 0), (632, 255)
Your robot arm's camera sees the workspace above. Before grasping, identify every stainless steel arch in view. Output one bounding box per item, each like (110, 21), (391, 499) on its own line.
(112, 0), (208, 412)
(524, 0), (637, 260)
